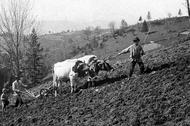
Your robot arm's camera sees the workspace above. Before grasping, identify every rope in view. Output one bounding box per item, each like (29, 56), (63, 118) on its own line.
(103, 53), (118, 61)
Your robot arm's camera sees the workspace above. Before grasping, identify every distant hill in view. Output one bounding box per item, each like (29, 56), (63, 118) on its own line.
(39, 20), (113, 34)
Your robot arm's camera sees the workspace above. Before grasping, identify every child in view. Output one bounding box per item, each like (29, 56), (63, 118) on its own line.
(118, 37), (145, 78)
(1, 88), (9, 112)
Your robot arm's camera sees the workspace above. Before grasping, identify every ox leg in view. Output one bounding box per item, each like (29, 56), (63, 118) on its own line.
(53, 74), (58, 97)
(69, 74), (77, 93)
(57, 81), (61, 96)
(54, 85), (58, 97)
(2, 102), (5, 113)
(70, 77), (74, 93)
(54, 79), (60, 97)
(55, 88), (57, 97)
(87, 77), (94, 87)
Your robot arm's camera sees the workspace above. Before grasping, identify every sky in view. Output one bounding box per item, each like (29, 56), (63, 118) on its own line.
(33, 0), (186, 23)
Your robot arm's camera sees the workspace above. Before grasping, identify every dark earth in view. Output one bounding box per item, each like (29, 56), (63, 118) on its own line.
(0, 37), (190, 125)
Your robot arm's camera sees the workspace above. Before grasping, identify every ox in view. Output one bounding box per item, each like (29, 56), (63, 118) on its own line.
(89, 59), (114, 75)
(53, 59), (90, 97)
(77, 55), (114, 81)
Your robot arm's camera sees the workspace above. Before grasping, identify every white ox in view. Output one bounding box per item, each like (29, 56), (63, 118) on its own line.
(77, 55), (98, 65)
(53, 59), (90, 97)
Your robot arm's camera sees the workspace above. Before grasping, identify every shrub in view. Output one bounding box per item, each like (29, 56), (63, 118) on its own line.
(150, 20), (164, 26)
(141, 20), (149, 32)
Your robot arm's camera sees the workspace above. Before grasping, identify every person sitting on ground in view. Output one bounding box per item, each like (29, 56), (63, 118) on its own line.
(1, 88), (10, 112)
(118, 37), (145, 78)
(12, 76), (27, 107)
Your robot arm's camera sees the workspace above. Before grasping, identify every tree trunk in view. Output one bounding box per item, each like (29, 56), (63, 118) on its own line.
(16, 32), (20, 78)
(187, 0), (190, 17)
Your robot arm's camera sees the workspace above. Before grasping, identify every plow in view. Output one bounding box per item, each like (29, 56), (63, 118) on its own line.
(16, 85), (55, 101)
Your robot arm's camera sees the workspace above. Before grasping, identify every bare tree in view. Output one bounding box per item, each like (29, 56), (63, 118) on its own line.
(94, 26), (101, 36)
(138, 16), (142, 22)
(147, 11), (151, 21)
(182, 0), (190, 17)
(178, 9), (182, 16)
(167, 13), (172, 18)
(120, 19), (128, 29)
(145, 11), (152, 43)
(146, 11), (152, 35)
(186, 0), (190, 17)
(138, 16), (143, 31)
(108, 21), (116, 35)
(0, 0), (35, 77)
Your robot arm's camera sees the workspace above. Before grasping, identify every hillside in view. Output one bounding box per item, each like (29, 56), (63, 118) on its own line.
(38, 16), (190, 68)
(0, 23), (190, 125)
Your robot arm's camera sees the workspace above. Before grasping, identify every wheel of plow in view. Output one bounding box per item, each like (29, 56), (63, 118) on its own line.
(40, 87), (54, 98)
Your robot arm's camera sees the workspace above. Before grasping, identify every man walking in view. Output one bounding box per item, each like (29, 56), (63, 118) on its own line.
(118, 37), (145, 78)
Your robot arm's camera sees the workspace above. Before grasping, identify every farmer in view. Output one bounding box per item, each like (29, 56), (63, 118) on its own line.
(1, 88), (9, 112)
(118, 37), (145, 78)
(12, 76), (27, 107)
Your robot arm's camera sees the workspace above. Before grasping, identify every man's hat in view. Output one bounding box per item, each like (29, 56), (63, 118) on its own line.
(133, 37), (140, 42)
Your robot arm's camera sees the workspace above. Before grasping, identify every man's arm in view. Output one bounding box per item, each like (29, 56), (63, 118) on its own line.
(118, 45), (131, 55)
(19, 80), (27, 88)
(22, 83), (28, 87)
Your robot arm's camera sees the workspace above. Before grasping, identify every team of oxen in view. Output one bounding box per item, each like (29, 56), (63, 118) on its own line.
(52, 55), (114, 97)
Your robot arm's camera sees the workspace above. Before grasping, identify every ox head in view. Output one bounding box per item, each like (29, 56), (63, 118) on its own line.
(97, 60), (114, 71)
(89, 59), (114, 75)
(72, 60), (90, 77)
